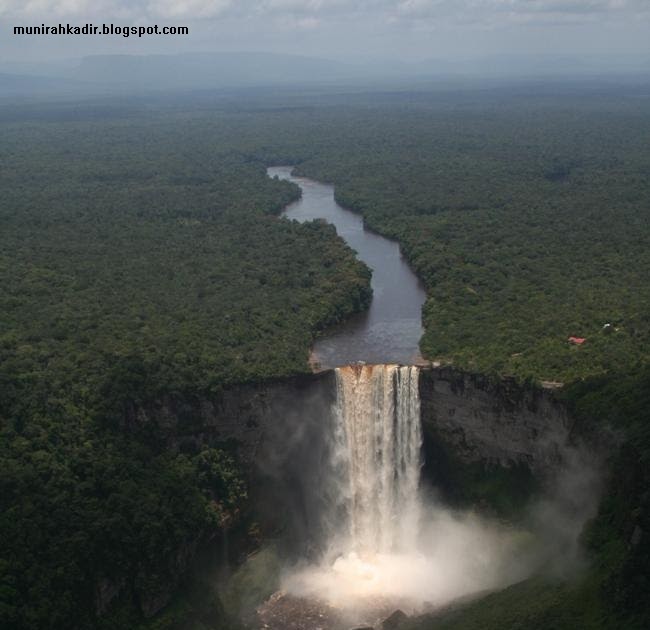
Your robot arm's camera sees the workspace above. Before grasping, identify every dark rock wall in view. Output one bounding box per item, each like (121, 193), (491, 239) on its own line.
(118, 366), (577, 616)
(123, 370), (336, 464)
(125, 366), (575, 529)
(125, 369), (338, 552)
(419, 367), (573, 477)
(126, 366), (572, 479)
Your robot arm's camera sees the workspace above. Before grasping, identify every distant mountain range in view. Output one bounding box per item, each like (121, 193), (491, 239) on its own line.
(1, 51), (649, 99)
(70, 51), (650, 88)
(74, 51), (359, 88)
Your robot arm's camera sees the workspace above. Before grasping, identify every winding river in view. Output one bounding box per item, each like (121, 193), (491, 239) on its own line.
(268, 166), (426, 368)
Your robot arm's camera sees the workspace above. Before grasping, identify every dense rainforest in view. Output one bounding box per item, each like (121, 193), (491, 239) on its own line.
(255, 99), (650, 383)
(1, 82), (649, 628)
(0, 111), (371, 629)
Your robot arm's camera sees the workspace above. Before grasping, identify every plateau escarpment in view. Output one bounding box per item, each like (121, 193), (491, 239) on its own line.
(419, 367), (576, 513)
(95, 372), (337, 620)
(121, 371), (336, 466)
(127, 367), (573, 473)
(127, 367), (574, 487)
(418, 367), (600, 530)
(122, 370), (340, 555)
(124, 366), (580, 561)
(112, 365), (595, 624)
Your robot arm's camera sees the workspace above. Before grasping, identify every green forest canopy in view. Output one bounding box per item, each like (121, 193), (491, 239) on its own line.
(252, 101), (650, 383)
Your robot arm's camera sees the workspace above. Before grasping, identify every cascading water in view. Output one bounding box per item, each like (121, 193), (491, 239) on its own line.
(331, 364), (422, 555)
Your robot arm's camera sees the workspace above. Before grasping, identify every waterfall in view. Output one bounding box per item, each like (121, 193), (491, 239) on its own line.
(332, 364), (422, 555)
(277, 363), (531, 621)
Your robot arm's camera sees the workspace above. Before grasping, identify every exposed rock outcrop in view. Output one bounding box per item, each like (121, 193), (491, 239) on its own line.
(382, 609), (409, 629)
(419, 367), (572, 476)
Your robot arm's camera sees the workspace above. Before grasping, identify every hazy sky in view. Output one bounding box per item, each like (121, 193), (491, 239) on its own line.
(2, 0), (649, 65)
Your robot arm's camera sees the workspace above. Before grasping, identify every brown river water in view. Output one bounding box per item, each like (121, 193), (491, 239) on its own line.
(268, 166), (426, 369)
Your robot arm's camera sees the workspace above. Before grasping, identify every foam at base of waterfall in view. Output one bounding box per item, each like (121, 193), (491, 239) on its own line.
(283, 550), (433, 612)
(281, 507), (532, 616)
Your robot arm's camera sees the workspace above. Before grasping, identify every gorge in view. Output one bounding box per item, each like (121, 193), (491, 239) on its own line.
(127, 361), (593, 628)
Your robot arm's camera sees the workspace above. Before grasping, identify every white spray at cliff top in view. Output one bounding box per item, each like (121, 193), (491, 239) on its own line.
(282, 364), (531, 615)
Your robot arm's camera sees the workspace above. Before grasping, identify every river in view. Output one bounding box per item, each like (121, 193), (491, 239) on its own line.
(267, 166), (426, 368)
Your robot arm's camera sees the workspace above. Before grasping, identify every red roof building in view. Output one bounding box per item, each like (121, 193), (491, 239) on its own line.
(568, 337), (586, 345)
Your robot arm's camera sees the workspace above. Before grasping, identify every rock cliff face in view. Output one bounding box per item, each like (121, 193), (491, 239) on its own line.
(125, 365), (577, 547)
(110, 372), (337, 617)
(122, 370), (336, 465)
(124, 370), (339, 566)
(117, 366), (576, 616)
(126, 366), (571, 476)
(125, 365), (573, 506)
(419, 367), (573, 477)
